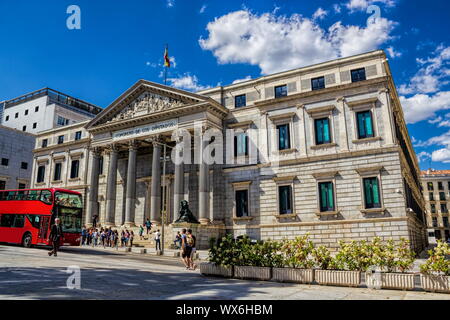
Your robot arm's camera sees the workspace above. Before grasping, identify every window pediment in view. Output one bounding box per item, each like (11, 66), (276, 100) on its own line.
(312, 171), (338, 180)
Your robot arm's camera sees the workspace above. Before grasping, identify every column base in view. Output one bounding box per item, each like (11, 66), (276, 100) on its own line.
(199, 218), (210, 225)
(124, 222), (136, 227)
(103, 222), (116, 228)
(151, 220), (161, 226)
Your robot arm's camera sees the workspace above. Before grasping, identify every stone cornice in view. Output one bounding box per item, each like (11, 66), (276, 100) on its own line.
(33, 138), (90, 153)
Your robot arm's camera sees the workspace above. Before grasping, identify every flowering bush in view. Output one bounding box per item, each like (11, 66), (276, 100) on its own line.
(333, 240), (377, 271)
(311, 245), (337, 270)
(372, 238), (415, 273)
(420, 240), (450, 276)
(208, 234), (239, 267)
(280, 235), (315, 269)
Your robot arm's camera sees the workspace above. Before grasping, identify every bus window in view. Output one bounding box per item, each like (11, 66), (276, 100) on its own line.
(26, 215), (40, 228)
(27, 190), (39, 201)
(6, 191), (16, 201)
(13, 215), (25, 228)
(16, 191), (28, 200)
(0, 192), (6, 201)
(0, 214), (14, 227)
(39, 190), (52, 205)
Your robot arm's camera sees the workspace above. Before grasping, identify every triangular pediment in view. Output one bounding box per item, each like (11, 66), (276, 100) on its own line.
(85, 80), (211, 129)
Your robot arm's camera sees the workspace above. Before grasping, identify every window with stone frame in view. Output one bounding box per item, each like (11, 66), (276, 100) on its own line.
(99, 156), (104, 175)
(441, 203), (448, 213)
(356, 110), (375, 139)
(432, 216), (438, 228)
(438, 181), (444, 190)
(440, 192), (446, 201)
(314, 118), (331, 145)
(274, 84), (288, 98)
(70, 160), (80, 179)
(234, 132), (249, 157)
(356, 166), (385, 213)
(0, 180), (6, 190)
(429, 192), (435, 201)
(351, 68), (366, 82)
(363, 177), (381, 209)
(278, 185), (293, 214)
(427, 182), (434, 191)
(235, 94), (246, 108)
(277, 123), (291, 150)
(53, 162), (62, 181)
(235, 190), (249, 217)
(37, 165), (46, 183)
(318, 182), (335, 212)
(311, 76), (325, 91)
(443, 217), (449, 228)
(431, 204), (436, 213)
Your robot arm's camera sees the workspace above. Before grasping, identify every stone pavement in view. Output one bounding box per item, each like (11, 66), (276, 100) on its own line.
(0, 244), (449, 300)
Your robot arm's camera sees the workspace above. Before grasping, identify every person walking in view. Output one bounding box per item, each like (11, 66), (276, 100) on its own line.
(48, 218), (64, 257)
(180, 228), (191, 269)
(145, 218), (152, 235)
(92, 215), (98, 228)
(81, 226), (87, 246)
(187, 229), (197, 270)
(154, 229), (161, 252)
(139, 225), (144, 240)
(129, 230), (135, 247)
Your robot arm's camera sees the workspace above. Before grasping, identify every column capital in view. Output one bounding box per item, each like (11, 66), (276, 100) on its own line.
(89, 146), (103, 156)
(128, 140), (140, 151)
(148, 135), (164, 147)
(336, 96), (346, 103)
(105, 143), (120, 154)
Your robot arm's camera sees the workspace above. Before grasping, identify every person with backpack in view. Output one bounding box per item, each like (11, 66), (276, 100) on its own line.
(186, 229), (197, 270)
(180, 228), (190, 269)
(145, 219), (152, 235)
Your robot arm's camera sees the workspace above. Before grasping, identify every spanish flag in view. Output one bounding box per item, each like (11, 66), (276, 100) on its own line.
(164, 46), (171, 68)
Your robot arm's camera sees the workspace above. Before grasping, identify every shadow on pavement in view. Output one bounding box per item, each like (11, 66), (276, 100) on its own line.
(0, 266), (294, 300)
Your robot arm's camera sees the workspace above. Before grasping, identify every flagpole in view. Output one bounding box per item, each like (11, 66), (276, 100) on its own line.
(164, 44), (168, 85)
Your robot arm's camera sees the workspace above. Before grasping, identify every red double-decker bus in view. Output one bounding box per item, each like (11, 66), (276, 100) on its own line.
(0, 188), (82, 247)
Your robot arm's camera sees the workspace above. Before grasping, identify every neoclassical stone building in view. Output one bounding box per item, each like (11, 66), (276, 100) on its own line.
(31, 50), (428, 252)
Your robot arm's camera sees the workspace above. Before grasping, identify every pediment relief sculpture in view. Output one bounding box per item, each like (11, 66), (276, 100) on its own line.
(106, 92), (185, 123)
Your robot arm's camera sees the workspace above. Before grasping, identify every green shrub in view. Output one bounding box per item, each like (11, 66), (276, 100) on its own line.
(208, 234), (239, 267)
(280, 235), (315, 269)
(420, 240), (450, 276)
(312, 245), (337, 270)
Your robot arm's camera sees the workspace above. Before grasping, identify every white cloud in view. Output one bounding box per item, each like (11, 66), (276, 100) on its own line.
(386, 46), (402, 59)
(432, 148), (450, 163)
(167, 0), (175, 8)
(232, 76), (252, 84)
(400, 91), (450, 124)
(417, 151), (431, 163)
(428, 116), (443, 124)
(346, 0), (397, 12)
(333, 4), (342, 13)
(412, 130), (450, 163)
(199, 4), (207, 14)
(167, 74), (210, 92)
(199, 9), (396, 75)
(399, 45), (450, 95)
(312, 8), (328, 20)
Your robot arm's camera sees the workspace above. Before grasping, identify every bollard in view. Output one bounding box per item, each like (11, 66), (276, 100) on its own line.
(156, 250), (162, 256)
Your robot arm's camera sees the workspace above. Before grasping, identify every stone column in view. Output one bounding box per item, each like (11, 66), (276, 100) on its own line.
(173, 161), (184, 223)
(87, 147), (101, 227)
(199, 134), (210, 225)
(150, 140), (162, 224)
(105, 145), (119, 227)
(124, 140), (139, 227)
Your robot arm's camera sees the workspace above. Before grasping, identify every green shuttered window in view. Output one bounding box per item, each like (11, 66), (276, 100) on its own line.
(315, 118), (331, 145)
(319, 182), (334, 212)
(356, 111), (374, 139)
(363, 177), (381, 209)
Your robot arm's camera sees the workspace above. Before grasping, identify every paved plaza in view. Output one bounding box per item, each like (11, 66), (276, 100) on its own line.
(0, 245), (449, 300)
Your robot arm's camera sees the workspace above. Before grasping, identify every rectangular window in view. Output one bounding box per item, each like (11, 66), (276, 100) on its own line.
(278, 185), (292, 214)
(37, 166), (46, 183)
(0, 214), (14, 227)
(57, 116), (69, 126)
(432, 217), (438, 228)
(54, 163), (62, 181)
(431, 204), (436, 213)
(5, 115), (9, 121)
(235, 190), (249, 217)
(42, 139), (48, 148)
(440, 192), (446, 201)
(438, 182), (444, 190)
(25, 110), (29, 116)
(443, 217), (449, 228)
(22, 125), (27, 132)
(0, 180), (5, 190)
(70, 160), (80, 179)
(356, 110), (374, 139)
(234, 132), (249, 157)
(351, 68), (366, 82)
(75, 131), (82, 141)
(15, 112), (18, 118)
(429, 192), (434, 201)
(1, 158), (9, 166)
(21, 162), (28, 170)
(448, 181), (450, 190)
(99, 156), (104, 175)
(277, 124), (291, 150)
(35, 106), (39, 112)
(314, 118), (331, 145)
(18, 183), (26, 190)
(435, 229), (442, 240)
(275, 85), (288, 98)
(311, 76), (325, 91)
(235, 94), (246, 108)
(427, 182), (434, 191)
(33, 123), (37, 129)
(57, 135), (64, 144)
(363, 177), (381, 209)
(441, 203), (448, 213)
(319, 182), (335, 212)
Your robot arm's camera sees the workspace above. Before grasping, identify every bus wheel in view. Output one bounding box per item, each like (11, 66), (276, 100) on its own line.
(22, 233), (32, 248)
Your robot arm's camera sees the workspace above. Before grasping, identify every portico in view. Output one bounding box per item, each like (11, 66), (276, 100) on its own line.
(84, 80), (228, 229)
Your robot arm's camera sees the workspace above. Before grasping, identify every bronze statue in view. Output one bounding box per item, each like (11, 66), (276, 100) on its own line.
(174, 200), (199, 224)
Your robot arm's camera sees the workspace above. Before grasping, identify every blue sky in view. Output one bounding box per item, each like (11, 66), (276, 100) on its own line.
(0, 0), (449, 170)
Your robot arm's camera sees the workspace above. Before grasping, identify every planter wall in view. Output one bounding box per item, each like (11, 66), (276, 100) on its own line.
(421, 274), (450, 293)
(200, 263), (233, 278)
(234, 266), (272, 281)
(315, 270), (361, 287)
(366, 272), (415, 290)
(272, 268), (314, 284)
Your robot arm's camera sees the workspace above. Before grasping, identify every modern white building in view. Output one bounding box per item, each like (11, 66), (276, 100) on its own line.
(0, 88), (102, 134)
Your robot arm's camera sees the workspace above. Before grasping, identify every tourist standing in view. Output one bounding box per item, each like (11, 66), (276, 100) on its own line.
(129, 230), (135, 247)
(139, 225), (144, 240)
(81, 226), (87, 246)
(145, 218), (152, 234)
(174, 231), (181, 249)
(180, 228), (190, 269)
(186, 229), (197, 270)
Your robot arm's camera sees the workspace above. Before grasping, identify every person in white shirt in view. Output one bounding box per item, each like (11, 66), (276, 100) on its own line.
(154, 229), (161, 252)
